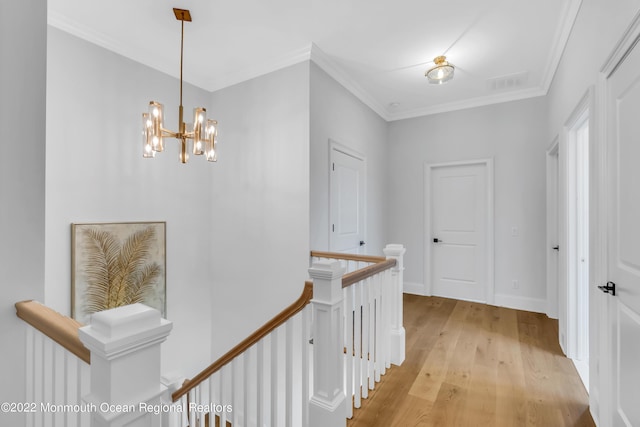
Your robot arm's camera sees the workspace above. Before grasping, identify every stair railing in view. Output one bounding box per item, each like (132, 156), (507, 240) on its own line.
(15, 244), (404, 427)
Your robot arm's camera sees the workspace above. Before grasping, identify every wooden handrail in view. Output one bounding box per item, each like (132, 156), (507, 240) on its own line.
(172, 281), (314, 402)
(15, 300), (90, 364)
(342, 258), (396, 288)
(310, 250), (386, 264)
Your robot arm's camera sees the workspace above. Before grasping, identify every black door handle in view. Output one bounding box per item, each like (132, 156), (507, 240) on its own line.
(553, 246), (559, 251)
(597, 281), (616, 296)
(359, 240), (365, 246)
(433, 238), (441, 243)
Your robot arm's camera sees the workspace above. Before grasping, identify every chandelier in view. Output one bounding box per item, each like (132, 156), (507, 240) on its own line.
(425, 56), (455, 85)
(142, 8), (218, 163)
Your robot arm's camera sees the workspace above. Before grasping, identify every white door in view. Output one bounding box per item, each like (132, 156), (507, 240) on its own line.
(329, 146), (365, 253)
(606, 33), (640, 427)
(430, 163), (488, 302)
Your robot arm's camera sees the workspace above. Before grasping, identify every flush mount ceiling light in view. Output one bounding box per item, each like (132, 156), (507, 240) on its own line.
(142, 8), (218, 163)
(425, 56), (455, 85)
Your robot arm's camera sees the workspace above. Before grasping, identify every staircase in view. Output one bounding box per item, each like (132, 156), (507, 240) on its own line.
(15, 244), (405, 427)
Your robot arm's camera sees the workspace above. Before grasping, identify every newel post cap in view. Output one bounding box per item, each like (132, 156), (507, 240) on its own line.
(308, 260), (345, 280)
(383, 243), (406, 257)
(308, 260), (344, 304)
(79, 303), (172, 360)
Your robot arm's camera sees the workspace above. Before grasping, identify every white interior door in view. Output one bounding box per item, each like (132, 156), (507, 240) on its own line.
(329, 145), (365, 254)
(606, 33), (640, 427)
(430, 162), (488, 302)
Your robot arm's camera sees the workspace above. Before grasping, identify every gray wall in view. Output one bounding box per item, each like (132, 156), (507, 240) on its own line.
(0, 0), (47, 424)
(207, 62), (310, 359)
(46, 28), (312, 377)
(388, 97), (549, 309)
(310, 63), (389, 255)
(46, 27), (216, 378)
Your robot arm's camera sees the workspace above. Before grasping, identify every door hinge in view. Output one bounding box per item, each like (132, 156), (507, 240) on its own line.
(332, 224), (335, 232)
(332, 162), (335, 171)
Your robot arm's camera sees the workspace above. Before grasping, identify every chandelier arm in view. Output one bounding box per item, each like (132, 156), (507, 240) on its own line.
(161, 129), (179, 139)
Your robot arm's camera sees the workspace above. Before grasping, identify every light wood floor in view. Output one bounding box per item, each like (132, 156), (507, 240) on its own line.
(348, 295), (595, 427)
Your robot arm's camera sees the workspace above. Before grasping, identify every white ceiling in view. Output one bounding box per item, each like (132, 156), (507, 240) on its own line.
(48, 0), (582, 121)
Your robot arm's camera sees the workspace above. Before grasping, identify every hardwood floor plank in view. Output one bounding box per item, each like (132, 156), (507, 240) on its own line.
(347, 295), (595, 427)
(408, 301), (471, 402)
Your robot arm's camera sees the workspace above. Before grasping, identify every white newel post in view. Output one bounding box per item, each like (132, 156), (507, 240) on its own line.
(78, 304), (173, 427)
(308, 260), (347, 427)
(383, 244), (406, 366)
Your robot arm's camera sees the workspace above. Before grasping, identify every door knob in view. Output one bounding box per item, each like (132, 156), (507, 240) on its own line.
(552, 246), (559, 251)
(597, 281), (616, 296)
(433, 238), (441, 243)
(359, 240), (366, 246)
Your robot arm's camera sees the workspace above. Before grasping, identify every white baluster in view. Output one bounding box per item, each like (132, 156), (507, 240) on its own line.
(257, 340), (265, 426)
(301, 305), (310, 427)
(361, 279), (369, 399)
(371, 275), (384, 382)
(209, 371), (224, 426)
(79, 360), (91, 427)
(244, 348), (251, 427)
(344, 285), (354, 418)
(286, 318), (294, 427)
(26, 327), (35, 427)
(219, 366), (227, 427)
(271, 328), (278, 427)
(354, 281), (363, 408)
(232, 358), (240, 426)
(368, 277), (375, 391)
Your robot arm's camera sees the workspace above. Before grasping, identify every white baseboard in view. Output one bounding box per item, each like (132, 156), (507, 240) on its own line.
(403, 281), (426, 296)
(572, 358), (589, 391)
(403, 288), (547, 315)
(493, 293), (547, 314)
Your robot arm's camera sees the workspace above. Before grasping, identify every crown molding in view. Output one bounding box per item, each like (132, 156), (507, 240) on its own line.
(205, 45), (312, 92)
(49, 3), (582, 122)
(539, 0), (583, 93)
(309, 43), (391, 121)
(48, 10), (189, 87)
(387, 85), (547, 121)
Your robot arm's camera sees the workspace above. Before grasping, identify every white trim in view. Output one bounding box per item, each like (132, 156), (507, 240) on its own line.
(48, 12), (314, 93)
(540, 0), (584, 92)
(424, 158), (495, 304)
(310, 44), (390, 121)
(207, 45), (312, 92)
(572, 358), (590, 391)
(50, 3), (584, 122)
(328, 139), (367, 253)
(560, 88), (593, 363)
(546, 137), (560, 319)
(403, 281), (426, 296)
(388, 88), (546, 121)
(494, 294), (547, 314)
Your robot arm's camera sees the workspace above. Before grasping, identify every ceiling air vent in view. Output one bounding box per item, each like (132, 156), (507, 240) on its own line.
(487, 72), (529, 91)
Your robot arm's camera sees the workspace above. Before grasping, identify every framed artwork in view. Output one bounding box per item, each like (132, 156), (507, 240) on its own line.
(71, 221), (166, 324)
